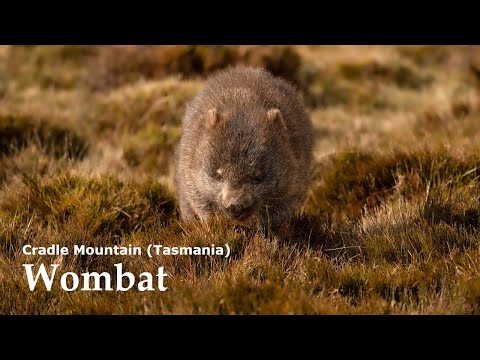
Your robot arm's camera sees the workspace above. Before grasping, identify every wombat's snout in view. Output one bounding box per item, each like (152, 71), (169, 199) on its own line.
(221, 188), (254, 220)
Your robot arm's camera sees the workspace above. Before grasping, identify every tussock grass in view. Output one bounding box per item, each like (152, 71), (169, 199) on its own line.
(5, 45), (96, 90)
(0, 112), (88, 159)
(1, 45), (480, 314)
(396, 45), (451, 67)
(85, 45), (302, 93)
(122, 124), (181, 175)
(84, 78), (200, 134)
(305, 149), (480, 220)
(338, 60), (433, 89)
(0, 172), (176, 234)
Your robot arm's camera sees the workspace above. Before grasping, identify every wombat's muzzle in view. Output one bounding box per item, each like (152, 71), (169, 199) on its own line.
(221, 189), (255, 221)
(224, 203), (254, 220)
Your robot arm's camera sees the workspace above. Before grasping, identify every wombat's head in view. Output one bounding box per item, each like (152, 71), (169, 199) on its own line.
(197, 107), (294, 222)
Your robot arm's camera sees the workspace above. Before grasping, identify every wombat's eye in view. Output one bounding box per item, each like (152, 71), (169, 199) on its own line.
(213, 169), (223, 181)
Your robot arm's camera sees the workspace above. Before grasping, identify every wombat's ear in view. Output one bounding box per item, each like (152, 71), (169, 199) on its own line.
(205, 108), (219, 128)
(266, 108), (287, 130)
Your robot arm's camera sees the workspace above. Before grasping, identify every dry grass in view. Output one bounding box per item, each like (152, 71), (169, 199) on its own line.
(1, 45), (480, 314)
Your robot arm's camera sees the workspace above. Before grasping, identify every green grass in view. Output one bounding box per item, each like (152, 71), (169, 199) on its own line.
(1, 45), (480, 314)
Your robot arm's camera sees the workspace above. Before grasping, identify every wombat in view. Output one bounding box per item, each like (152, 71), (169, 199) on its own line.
(175, 65), (313, 231)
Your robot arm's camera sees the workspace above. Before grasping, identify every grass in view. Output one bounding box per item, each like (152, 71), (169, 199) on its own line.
(0, 112), (88, 159)
(304, 149), (480, 220)
(1, 45), (480, 314)
(84, 45), (302, 93)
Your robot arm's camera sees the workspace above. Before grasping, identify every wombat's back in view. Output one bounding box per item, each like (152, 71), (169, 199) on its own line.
(182, 66), (313, 161)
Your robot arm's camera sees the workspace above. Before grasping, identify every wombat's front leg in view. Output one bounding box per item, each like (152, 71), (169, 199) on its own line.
(180, 203), (212, 221)
(178, 199), (197, 221)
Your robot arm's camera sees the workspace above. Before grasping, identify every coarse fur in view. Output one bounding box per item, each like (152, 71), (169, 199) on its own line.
(175, 65), (314, 231)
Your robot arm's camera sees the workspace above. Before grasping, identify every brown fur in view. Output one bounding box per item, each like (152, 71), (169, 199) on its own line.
(174, 65), (313, 231)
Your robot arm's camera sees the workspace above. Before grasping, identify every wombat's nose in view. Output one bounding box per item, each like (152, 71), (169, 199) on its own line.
(222, 195), (253, 220)
(222, 189), (253, 220)
(227, 203), (248, 218)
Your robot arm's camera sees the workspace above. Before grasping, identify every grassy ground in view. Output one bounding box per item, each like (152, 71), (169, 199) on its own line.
(1, 45), (480, 314)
